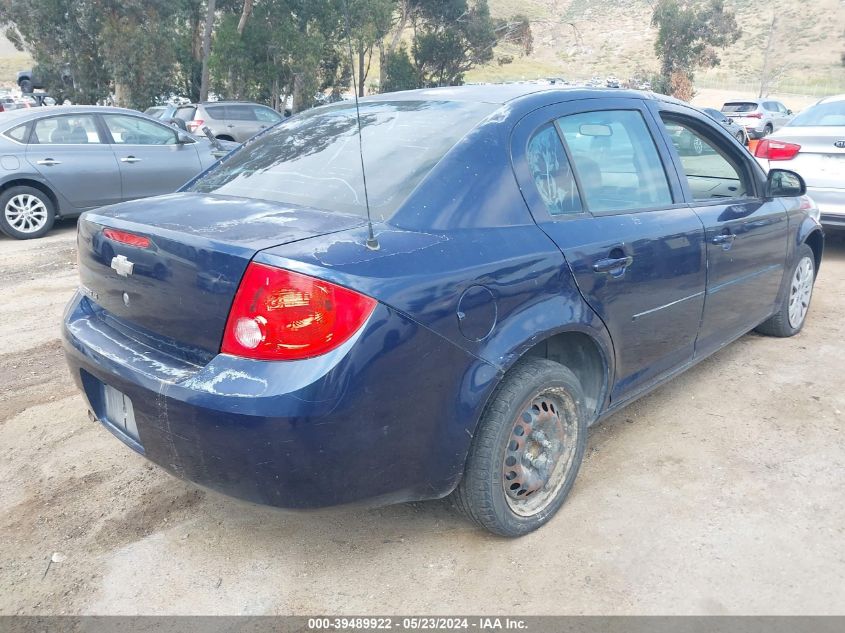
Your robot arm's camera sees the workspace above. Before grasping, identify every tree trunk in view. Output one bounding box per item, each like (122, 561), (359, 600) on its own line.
(114, 81), (130, 108)
(358, 45), (366, 97)
(759, 14), (776, 98)
(237, 0), (253, 36)
(200, 0), (216, 102)
(292, 72), (305, 114)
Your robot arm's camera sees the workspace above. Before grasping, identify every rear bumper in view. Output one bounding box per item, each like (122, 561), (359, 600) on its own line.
(807, 187), (845, 229)
(62, 291), (496, 509)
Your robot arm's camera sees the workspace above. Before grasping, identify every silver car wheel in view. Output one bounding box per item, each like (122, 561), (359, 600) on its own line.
(788, 256), (814, 329)
(5, 194), (49, 234)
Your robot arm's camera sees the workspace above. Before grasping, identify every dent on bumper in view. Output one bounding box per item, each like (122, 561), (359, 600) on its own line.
(63, 291), (498, 509)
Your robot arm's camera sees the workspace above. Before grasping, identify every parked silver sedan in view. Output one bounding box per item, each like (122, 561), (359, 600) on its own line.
(0, 106), (233, 239)
(754, 94), (845, 229)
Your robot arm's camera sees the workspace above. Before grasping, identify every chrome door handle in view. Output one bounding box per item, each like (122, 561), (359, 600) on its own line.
(593, 255), (634, 275)
(120, 156), (142, 163)
(36, 159), (61, 166)
(711, 233), (736, 250)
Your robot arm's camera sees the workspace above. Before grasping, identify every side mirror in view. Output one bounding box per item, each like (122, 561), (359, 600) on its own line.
(176, 130), (194, 144)
(787, 109), (793, 115)
(766, 169), (806, 198)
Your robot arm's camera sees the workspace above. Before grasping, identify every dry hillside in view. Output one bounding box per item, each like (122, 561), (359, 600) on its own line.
(475, 0), (845, 94)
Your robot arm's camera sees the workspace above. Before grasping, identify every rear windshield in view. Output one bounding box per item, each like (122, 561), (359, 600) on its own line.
(187, 100), (496, 219)
(787, 101), (845, 127)
(722, 102), (758, 113)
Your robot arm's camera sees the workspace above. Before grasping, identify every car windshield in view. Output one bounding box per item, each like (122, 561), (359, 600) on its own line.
(787, 101), (845, 127)
(722, 102), (757, 113)
(187, 100), (496, 219)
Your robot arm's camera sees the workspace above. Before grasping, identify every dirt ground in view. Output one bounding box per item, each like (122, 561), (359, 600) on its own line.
(0, 220), (843, 616)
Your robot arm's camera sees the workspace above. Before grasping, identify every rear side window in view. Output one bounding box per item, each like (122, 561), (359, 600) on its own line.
(788, 101), (845, 126)
(188, 100), (495, 219)
(722, 102), (757, 113)
(5, 124), (29, 143)
(526, 124), (582, 216)
(226, 106), (257, 121)
(204, 105), (225, 120)
(33, 115), (101, 144)
(557, 110), (673, 213)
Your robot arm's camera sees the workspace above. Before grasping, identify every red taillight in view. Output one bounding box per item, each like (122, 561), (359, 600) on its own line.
(103, 228), (151, 248)
(0, 103), (5, 112)
(745, 112), (762, 119)
(221, 263), (377, 361)
(186, 119), (205, 133)
(754, 139), (801, 161)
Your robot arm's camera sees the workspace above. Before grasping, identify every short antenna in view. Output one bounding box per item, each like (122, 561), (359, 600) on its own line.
(341, 0), (379, 250)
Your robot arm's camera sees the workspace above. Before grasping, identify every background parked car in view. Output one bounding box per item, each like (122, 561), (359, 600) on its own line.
(721, 99), (793, 139)
(182, 101), (285, 142)
(754, 93), (845, 230)
(701, 107), (747, 144)
(0, 106), (236, 240)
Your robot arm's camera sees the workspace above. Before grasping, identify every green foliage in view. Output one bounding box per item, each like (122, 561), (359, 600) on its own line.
(651, 0), (741, 96)
(381, 44), (418, 92)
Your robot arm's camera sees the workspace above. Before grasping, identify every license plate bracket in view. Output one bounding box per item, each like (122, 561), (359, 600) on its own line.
(103, 384), (140, 443)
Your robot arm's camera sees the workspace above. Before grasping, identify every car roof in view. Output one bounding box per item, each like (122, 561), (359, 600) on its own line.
(815, 94), (845, 105)
(362, 83), (675, 106)
(0, 105), (157, 125)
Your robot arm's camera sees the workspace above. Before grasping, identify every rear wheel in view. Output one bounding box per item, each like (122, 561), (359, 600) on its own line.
(453, 358), (587, 537)
(756, 244), (816, 337)
(735, 130), (746, 144)
(0, 186), (55, 239)
(763, 123), (773, 136)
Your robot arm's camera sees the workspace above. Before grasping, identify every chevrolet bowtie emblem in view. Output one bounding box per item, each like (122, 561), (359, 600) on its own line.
(110, 254), (134, 277)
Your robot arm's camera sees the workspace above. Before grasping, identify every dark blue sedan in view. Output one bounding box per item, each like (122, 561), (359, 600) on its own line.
(62, 86), (823, 536)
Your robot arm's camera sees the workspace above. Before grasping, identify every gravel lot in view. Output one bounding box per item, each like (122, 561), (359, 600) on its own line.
(1, 220), (844, 616)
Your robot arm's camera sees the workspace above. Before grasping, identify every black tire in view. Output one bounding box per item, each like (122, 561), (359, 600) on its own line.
(736, 131), (746, 145)
(756, 244), (816, 337)
(453, 358), (587, 537)
(0, 185), (56, 240)
(763, 123), (773, 136)
(18, 78), (33, 93)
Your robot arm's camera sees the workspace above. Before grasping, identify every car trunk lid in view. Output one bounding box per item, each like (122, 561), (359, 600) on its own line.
(769, 126), (845, 189)
(77, 192), (365, 355)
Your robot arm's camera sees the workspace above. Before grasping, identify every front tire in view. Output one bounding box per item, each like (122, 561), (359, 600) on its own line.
(0, 186), (56, 239)
(453, 358), (587, 537)
(756, 244), (816, 337)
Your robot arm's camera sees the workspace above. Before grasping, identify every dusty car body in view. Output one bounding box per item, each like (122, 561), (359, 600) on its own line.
(62, 86), (823, 536)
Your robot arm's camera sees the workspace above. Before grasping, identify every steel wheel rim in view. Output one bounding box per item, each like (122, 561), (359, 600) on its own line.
(5, 194), (48, 233)
(788, 256), (814, 329)
(502, 388), (579, 517)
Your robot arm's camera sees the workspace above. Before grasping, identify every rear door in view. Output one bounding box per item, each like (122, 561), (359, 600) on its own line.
(650, 102), (789, 354)
(26, 113), (122, 209)
(224, 105), (264, 142)
(100, 113), (202, 200)
(512, 98), (707, 403)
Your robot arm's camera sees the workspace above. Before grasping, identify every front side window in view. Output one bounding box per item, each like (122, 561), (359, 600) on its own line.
(557, 110), (673, 213)
(33, 115), (101, 144)
(526, 123), (582, 216)
(660, 115), (751, 201)
(104, 115), (178, 145)
(188, 100), (496, 219)
(254, 106), (282, 123)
